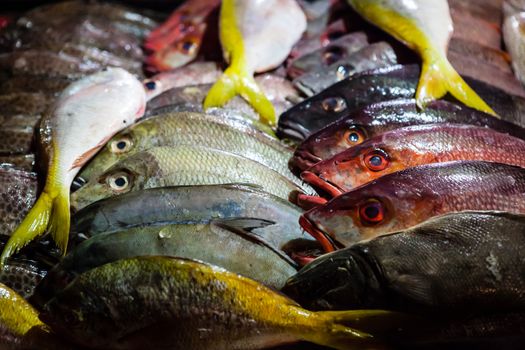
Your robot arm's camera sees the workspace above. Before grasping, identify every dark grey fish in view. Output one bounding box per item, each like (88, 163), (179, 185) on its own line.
(0, 75), (73, 95)
(0, 154), (34, 172)
(293, 42), (398, 96)
(0, 92), (52, 116)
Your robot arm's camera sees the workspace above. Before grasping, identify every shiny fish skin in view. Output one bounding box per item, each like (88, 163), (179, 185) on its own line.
(37, 219), (298, 305)
(0, 92), (52, 116)
(302, 161), (525, 249)
(292, 99), (525, 172)
(79, 112), (296, 185)
(0, 155), (35, 172)
(0, 167), (37, 237)
(504, 1), (525, 86)
(0, 259), (47, 299)
(71, 184), (308, 249)
(40, 256), (386, 350)
(285, 211), (525, 315)
(293, 42), (398, 96)
(72, 145), (302, 210)
(306, 123), (525, 194)
(0, 127), (35, 155)
(277, 64), (525, 140)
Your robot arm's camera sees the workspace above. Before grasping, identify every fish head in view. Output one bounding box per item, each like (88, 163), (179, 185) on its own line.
(277, 92), (350, 141)
(145, 29), (203, 72)
(71, 153), (155, 211)
(79, 122), (152, 182)
(301, 177), (433, 250)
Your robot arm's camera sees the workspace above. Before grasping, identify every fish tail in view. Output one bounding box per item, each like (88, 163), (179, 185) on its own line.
(203, 66), (276, 126)
(0, 184), (69, 266)
(417, 52), (497, 116)
(300, 310), (396, 349)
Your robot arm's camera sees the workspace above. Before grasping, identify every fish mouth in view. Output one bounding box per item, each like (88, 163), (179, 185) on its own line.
(297, 194), (328, 210)
(289, 149), (322, 174)
(276, 121), (309, 141)
(299, 216), (336, 253)
(301, 171), (343, 198)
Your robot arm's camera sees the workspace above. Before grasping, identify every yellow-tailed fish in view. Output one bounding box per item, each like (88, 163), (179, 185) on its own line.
(204, 0), (306, 125)
(346, 0), (496, 115)
(0, 68), (146, 266)
(41, 256), (402, 349)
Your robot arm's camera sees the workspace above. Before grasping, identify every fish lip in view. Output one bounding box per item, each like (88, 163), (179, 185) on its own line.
(276, 122), (309, 141)
(299, 216), (336, 253)
(300, 171), (343, 198)
(290, 149), (322, 174)
(297, 193), (328, 210)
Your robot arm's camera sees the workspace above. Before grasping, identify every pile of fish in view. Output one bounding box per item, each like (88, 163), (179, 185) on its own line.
(1, 0), (525, 349)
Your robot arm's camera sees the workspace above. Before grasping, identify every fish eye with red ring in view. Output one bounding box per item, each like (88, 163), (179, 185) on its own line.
(363, 149), (390, 172)
(343, 127), (366, 146)
(358, 199), (385, 225)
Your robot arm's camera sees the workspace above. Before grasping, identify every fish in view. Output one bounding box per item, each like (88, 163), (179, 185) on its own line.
(71, 184), (309, 250)
(449, 6), (502, 50)
(0, 68), (146, 266)
(40, 256), (395, 349)
(0, 75), (73, 95)
(503, 0), (525, 86)
(148, 76), (299, 122)
(293, 42), (398, 96)
(143, 62), (223, 100)
(449, 0), (502, 25)
(0, 92), (53, 117)
(204, 0), (306, 125)
(277, 64), (525, 140)
(302, 123), (525, 196)
(291, 99), (525, 172)
(287, 32), (369, 79)
(285, 211), (525, 315)
(38, 218), (299, 303)
(0, 166), (37, 238)
(300, 161), (525, 251)
(0, 126), (35, 155)
(0, 253), (48, 299)
(78, 111), (296, 185)
(346, 0), (495, 115)
(145, 0), (221, 71)
(0, 155), (35, 172)
(71, 145), (303, 210)
(448, 38), (511, 74)
(296, 0), (333, 38)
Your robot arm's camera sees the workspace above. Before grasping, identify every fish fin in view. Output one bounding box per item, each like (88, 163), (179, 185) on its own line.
(48, 189), (70, 256)
(417, 52), (497, 116)
(204, 66), (276, 126)
(0, 192), (54, 267)
(70, 136), (109, 170)
(212, 218), (298, 267)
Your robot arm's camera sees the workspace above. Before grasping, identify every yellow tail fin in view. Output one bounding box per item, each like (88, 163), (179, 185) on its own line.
(204, 66), (276, 126)
(417, 52), (497, 116)
(0, 185), (70, 266)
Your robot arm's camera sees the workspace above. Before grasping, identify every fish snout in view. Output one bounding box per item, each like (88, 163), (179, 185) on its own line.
(289, 148), (322, 175)
(299, 215), (336, 253)
(301, 170), (343, 198)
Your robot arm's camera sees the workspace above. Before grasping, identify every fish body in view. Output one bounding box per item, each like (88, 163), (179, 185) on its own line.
(0, 155), (35, 172)
(0, 258), (47, 299)
(38, 219), (298, 304)
(293, 42), (398, 96)
(78, 112), (296, 185)
(71, 145), (302, 210)
(145, 0), (220, 71)
(285, 211), (525, 315)
(1, 68), (146, 265)
(346, 0), (495, 114)
(0, 92), (53, 117)
(504, 1), (525, 86)
(287, 32), (369, 79)
(204, 0), (307, 125)
(301, 161), (525, 250)
(277, 64), (525, 140)
(72, 184), (307, 249)
(41, 256), (390, 349)
(304, 124), (525, 195)
(292, 99), (525, 172)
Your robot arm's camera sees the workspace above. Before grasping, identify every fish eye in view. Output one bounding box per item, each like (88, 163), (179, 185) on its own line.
(110, 136), (133, 154)
(108, 172), (130, 192)
(180, 39), (197, 54)
(322, 46), (345, 65)
(363, 149), (389, 172)
(343, 127), (365, 145)
(321, 97), (347, 113)
(336, 64), (354, 80)
(144, 81), (156, 91)
(359, 200), (385, 225)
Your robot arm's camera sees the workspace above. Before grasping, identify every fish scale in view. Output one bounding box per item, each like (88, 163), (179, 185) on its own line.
(72, 145), (301, 210)
(303, 161), (525, 249)
(308, 123), (525, 193)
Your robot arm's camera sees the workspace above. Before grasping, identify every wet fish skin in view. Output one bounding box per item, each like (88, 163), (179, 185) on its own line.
(0, 92), (52, 117)
(293, 42), (398, 96)
(0, 155), (35, 172)
(305, 123), (525, 194)
(285, 211), (525, 315)
(0, 259), (47, 299)
(277, 64), (525, 140)
(40, 256), (388, 349)
(302, 161), (525, 249)
(78, 112), (295, 185)
(71, 184), (308, 250)
(0, 75), (73, 95)
(287, 32), (369, 79)
(503, 1), (525, 86)
(71, 145), (302, 210)
(292, 99), (525, 172)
